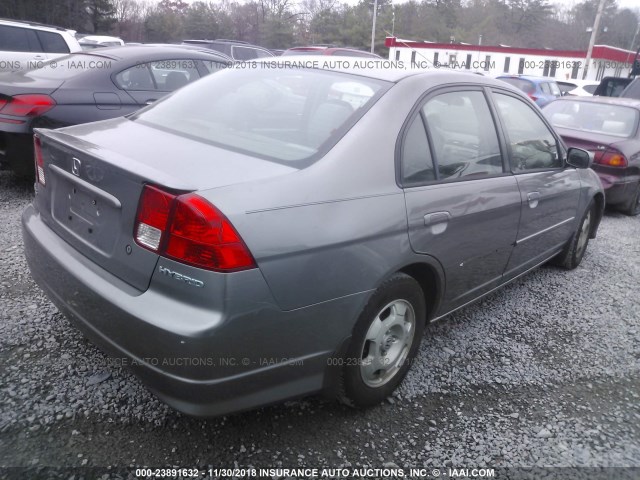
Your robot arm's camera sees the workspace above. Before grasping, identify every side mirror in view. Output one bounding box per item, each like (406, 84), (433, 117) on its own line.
(566, 147), (593, 169)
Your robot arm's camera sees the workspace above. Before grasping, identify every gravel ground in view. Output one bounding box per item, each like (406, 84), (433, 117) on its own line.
(1, 168), (639, 479)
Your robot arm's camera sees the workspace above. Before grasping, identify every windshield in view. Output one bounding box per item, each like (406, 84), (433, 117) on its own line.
(133, 67), (390, 164)
(544, 100), (639, 138)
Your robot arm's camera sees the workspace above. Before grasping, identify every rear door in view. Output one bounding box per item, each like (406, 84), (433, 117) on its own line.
(0, 24), (47, 71)
(401, 87), (521, 312)
(490, 90), (581, 277)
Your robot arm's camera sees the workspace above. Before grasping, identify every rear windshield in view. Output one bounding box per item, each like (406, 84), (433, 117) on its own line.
(544, 100), (639, 138)
(133, 67), (390, 164)
(498, 77), (535, 94)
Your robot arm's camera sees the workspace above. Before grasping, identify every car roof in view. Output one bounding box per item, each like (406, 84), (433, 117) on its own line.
(0, 17), (75, 34)
(497, 75), (557, 84)
(549, 95), (640, 109)
(68, 45), (230, 62)
(254, 56), (525, 86)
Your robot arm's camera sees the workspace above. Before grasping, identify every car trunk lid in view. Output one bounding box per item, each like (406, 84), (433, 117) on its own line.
(34, 118), (296, 291)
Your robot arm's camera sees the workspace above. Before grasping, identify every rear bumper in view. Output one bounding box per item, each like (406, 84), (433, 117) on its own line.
(22, 204), (366, 416)
(595, 172), (637, 206)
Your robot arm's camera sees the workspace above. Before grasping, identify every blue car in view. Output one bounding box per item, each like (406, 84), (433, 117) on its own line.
(497, 75), (562, 107)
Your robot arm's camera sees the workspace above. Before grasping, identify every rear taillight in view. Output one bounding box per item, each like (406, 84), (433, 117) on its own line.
(594, 149), (628, 167)
(0, 94), (56, 117)
(134, 185), (256, 272)
(34, 135), (45, 186)
(528, 94), (538, 102)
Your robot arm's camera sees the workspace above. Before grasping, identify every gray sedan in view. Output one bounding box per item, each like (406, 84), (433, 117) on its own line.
(22, 62), (604, 416)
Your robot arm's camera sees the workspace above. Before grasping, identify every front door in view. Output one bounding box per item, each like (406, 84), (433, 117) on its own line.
(490, 90), (581, 277)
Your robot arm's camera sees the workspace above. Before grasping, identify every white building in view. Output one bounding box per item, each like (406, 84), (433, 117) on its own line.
(385, 36), (637, 81)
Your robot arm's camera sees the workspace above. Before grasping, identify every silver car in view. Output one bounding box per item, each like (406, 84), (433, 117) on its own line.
(22, 63), (604, 416)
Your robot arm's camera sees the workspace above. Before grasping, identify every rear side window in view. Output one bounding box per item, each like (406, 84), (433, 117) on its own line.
(115, 64), (155, 90)
(401, 115), (435, 185)
(0, 25), (41, 53)
(499, 77), (535, 94)
(422, 90), (503, 180)
(549, 82), (561, 96)
(36, 31), (70, 53)
(540, 83), (551, 94)
(494, 93), (561, 172)
(116, 60), (203, 91)
(149, 60), (200, 91)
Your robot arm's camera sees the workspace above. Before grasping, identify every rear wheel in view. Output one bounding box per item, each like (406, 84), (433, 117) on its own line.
(338, 273), (425, 407)
(622, 183), (640, 216)
(553, 200), (594, 270)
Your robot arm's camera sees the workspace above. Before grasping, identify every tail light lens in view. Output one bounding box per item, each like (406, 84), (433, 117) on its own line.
(34, 134), (45, 186)
(0, 94), (56, 117)
(528, 94), (538, 102)
(134, 185), (256, 272)
(594, 149), (628, 167)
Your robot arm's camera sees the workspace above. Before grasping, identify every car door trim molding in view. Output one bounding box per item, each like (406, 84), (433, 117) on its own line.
(515, 216), (575, 245)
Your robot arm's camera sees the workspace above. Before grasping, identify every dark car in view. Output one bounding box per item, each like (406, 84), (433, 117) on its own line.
(181, 39), (274, 61)
(544, 96), (640, 215)
(496, 75), (562, 107)
(593, 76), (632, 97)
(22, 62), (603, 417)
(282, 46), (381, 58)
(0, 45), (228, 178)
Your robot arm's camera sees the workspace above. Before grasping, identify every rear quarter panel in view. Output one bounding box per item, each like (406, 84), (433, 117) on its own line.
(198, 75), (451, 311)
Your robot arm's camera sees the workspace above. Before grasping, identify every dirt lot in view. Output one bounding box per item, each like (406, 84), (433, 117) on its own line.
(1, 170), (639, 479)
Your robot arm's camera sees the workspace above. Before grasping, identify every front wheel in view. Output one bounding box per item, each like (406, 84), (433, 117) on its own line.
(552, 200), (594, 270)
(338, 273), (426, 407)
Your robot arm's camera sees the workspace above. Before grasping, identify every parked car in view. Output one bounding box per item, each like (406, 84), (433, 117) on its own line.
(544, 96), (640, 215)
(77, 34), (125, 50)
(593, 76), (632, 97)
(22, 64), (603, 417)
(0, 45), (228, 178)
(496, 75), (562, 107)
(620, 77), (640, 100)
(557, 80), (599, 97)
(0, 18), (81, 72)
(181, 39), (274, 60)
(282, 46), (381, 58)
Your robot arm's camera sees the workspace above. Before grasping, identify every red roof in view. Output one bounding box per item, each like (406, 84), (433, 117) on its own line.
(385, 37), (636, 63)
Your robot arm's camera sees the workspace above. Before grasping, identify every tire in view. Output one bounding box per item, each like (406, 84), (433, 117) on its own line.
(338, 273), (426, 408)
(622, 183), (640, 216)
(553, 200), (595, 270)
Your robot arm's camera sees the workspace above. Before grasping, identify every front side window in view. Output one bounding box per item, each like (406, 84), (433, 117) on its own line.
(422, 90), (503, 180)
(494, 92), (561, 172)
(133, 68), (389, 164)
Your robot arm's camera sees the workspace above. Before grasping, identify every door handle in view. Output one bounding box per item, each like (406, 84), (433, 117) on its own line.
(423, 211), (451, 234)
(527, 191), (541, 208)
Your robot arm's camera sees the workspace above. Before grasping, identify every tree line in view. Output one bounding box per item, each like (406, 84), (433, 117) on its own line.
(0, 0), (638, 54)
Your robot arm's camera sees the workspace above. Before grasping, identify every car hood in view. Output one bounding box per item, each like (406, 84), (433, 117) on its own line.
(47, 116), (298, 191)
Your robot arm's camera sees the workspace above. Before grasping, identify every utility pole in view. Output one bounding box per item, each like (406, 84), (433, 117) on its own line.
(371, 0), (378, 54)
(582, 0), (606, 80)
